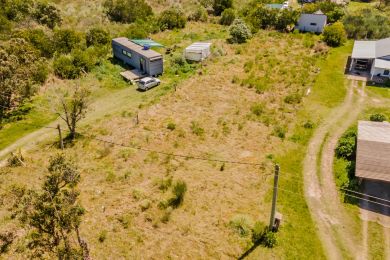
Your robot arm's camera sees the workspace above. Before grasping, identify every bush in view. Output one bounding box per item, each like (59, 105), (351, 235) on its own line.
(229, 18), (252, 44)
(190, 121), (205, 136)
(323, 22), (346, 47)
(229, 214), (254, 237)
(213, 0), (233, 16)
(252, 221), (266, 243)
(54, 29), (83, 54)
(343, 9), (390, 40)
(0, 14), (12, 34)
(335, 128), (356, 160)
(53, 55), (81, 79)
(262, 230), (277, 248)
(168, 180), (187, 208)
(72, 48), (97, 73)
(158, 8), (186, 31)
(167, 122), (176, 130)
(251, 103), (264, 116)
(19, 29), (55, 58)
(103, 0), (153, 23)
(3, 0), (33, 21)
(33, 2), (62, 29)
(188, 6), (208, 22)
(284, 93), (302, 104)
(98, 230), (107, 243)
(369, 113), (387, 122)
(220, 8), (235, 25)
(86, 28), (110, 47)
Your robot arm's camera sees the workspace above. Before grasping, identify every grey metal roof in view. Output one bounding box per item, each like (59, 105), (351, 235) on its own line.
(356, 121), (390, 182)
(374, 58), (390, 70)
(297, 13), (327, 29)
(351, 41), (376, 59)
(376, 37), (390, 58)
(351, 37), (390, 59)
(112, 37), (162, 59)
(185, 42), (211, 52)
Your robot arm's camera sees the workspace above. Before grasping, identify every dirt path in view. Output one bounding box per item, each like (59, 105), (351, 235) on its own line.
(0, 85), (159, 163)
(303, 80), (366, 259)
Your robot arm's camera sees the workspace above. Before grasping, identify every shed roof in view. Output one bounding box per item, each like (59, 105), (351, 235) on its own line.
(298, 13), (327, 26)
(185, 42), (212, 52)
(112, 37), (162, 59)
(374, 59), (390, 70)
(266, 3), (284, 9)
(356, 121), (390, 182)
(351, 37), (390, 59)
(131, 39), (164, 48)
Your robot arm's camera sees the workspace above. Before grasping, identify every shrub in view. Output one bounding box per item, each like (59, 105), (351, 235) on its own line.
(20, 29), (55, 58)
(284, 93), (302, 104)
(229, 18), (252, 44)
(220, 8), (235, 25)
(335, 128), (356, 160)
(98, 230), (107, 243)
(369, 113), (387, 122)
(303, 120), (314, 129)
(262, 230), (277, 248)
(157, 176), (172, 191)
(158, 8), (186, 31)
(213, 0), (233, 16)
(188, 6), (208, 22)
(103, 0), (153, 23)
(229, 214), (254, 237)
(72, 48), (97, 73)
(343, 8), (390, 40)
(86, 28), (110, 47)
(53, 55), (81, 79)
(54, 29), (83, 54)
(190, 121), (205, 136)
(33, 2), (62, 29)
(0, 14), (12, 34)
(323, 22), (346, 47)
(167, 122), (176, 130)
(168, 180), (187, 208)
(273, 126), (286, 139)
(252, 221), (266, 243)
(251, 103), (264, 116)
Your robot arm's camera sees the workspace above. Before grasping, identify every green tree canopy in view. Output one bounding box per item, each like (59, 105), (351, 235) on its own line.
(103, 0), (153, 23)
(323, 22), (346, 47)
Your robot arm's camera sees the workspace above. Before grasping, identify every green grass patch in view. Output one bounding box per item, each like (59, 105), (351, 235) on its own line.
(368, 221), (385, 260)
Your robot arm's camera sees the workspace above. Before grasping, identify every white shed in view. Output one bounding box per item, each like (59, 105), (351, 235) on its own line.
(184, 42), (212, 62)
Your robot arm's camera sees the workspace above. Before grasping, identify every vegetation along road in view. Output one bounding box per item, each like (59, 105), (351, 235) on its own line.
(304, 80), (367, 259)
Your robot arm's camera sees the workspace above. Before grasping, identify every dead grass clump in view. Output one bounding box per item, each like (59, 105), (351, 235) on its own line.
(7, 151), (25, 167)
(190, 121), (205, 137)
(155, 176), (173, 191)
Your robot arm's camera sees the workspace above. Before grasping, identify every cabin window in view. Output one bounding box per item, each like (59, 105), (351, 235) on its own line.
(310, 23), (317, 26)
(384, 70), (390, 76)
(122, 50), (132, 58)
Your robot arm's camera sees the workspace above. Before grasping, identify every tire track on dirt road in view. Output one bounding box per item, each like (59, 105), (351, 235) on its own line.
(304, 80), (365, 260)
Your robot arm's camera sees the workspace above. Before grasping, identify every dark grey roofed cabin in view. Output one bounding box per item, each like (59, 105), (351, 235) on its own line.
(112, 37), (163, 76)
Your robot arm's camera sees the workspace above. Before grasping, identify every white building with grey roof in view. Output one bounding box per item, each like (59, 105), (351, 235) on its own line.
(349, 37), (390, 79)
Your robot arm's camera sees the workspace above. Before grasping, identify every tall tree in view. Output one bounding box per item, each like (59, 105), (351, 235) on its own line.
(11, 154), (89, 259)
(56, 85), (91, 140)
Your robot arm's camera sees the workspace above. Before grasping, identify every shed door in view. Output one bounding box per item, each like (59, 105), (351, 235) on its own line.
(140, 58), (146, 72)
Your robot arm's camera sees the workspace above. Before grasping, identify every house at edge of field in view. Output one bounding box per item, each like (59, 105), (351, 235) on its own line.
(349, 37), (390, 79)
(112, 37), (163, 77)
(184, 42), (212, 62)
(296, 10), (327, 33)
(356, 121), (390, 183)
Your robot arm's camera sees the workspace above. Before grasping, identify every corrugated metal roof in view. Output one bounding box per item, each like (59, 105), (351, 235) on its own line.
(356, 121), (390, 182)
(351, 37), (390, 59)
(112, 37), (162, 59)
(185, 42), (212, 52)
(374, 59), (390, 70)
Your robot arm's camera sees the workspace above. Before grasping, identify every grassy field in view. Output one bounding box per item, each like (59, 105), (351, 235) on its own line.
(0, 25), (332, 258)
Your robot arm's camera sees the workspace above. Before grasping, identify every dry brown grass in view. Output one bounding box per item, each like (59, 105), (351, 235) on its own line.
(0, 27), (322, 258)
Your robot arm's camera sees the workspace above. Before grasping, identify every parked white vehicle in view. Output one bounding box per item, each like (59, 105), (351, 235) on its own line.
(137, 77), (160, 91)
